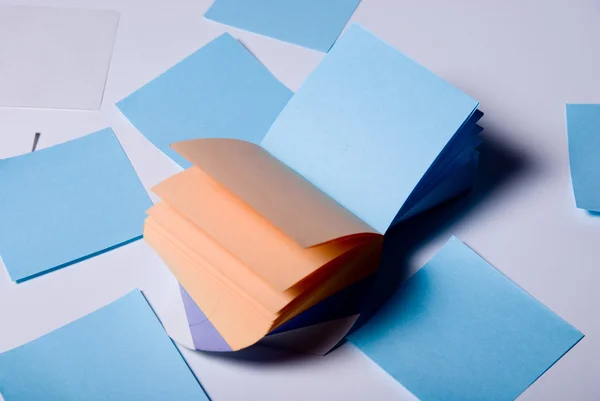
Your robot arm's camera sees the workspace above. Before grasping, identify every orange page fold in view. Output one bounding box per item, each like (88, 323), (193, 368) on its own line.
(146, 138), (383, 350)
(154, 140), (379, 291)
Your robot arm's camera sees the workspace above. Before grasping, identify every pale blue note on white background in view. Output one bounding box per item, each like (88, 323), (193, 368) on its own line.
(117, 33), (292, 168)
(0, 290), (209, 401)
(262, 24), (479, 233)
(566, 104), (600, 212)
(204, 0), (361, 52)
(0, 129), (152, 283)
(350, 237), (583, 401)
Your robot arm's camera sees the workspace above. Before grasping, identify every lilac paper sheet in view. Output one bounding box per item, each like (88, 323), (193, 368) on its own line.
(180, 286), (231, 352)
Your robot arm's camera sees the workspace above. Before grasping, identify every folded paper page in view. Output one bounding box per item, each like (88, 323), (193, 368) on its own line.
(261, 24), (480, 233)
(171, 139), (378, 248)
(350, 237), (583, 401)
(566, 104), (600, 212)
(0, 129), (152, 282)
(0, 6), (118, 109)
(204, 0), (361, 52)
(117, 33), (292, 168)
(0, 290), (209, 401)
(146, 138), (383, 349)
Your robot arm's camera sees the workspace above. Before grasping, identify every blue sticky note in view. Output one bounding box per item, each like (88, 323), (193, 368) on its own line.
(566, 104), (600, 212)
(261, 25), (479, 233)
(350, 237), (583, 401)
(0, 129), (152, 282)
(0, 290), (209, 401)
(117, 33), (292, 168)
(204, 0), (361, 52)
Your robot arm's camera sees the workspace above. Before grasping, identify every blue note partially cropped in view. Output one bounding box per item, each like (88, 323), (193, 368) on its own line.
(566, 104), (600, 212)
(0, 290), (209, 401)
(0, 129), (152, 282)
(117, 33), (292, 168)
(350, 237), (583, 401)
(261, 25), (479, 233)
(204, 0), (361, 52)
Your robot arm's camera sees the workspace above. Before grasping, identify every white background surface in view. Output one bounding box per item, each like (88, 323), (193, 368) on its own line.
(0, 0), (598, 400)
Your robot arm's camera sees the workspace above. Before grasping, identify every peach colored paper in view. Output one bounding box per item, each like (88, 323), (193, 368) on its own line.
(145, 137), (384, 350)
(171, 139), (378, 247)
(153, 165), (379, 291)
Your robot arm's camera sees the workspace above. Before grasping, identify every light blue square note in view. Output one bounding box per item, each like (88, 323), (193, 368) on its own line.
(350, 237), (583, 401)
(261, 25), (479, 233)
(0, 128), (152, 282)
(0, 290), (209, 401)
(566, 104), (600, 212)
(117, 33), (292, 168)
(204, 0), (361, 52)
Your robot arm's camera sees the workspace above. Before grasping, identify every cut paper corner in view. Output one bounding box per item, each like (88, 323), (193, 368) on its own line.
(204, 0), (362, 52)
(0, 128), (152, 283)
(350, 236), (583, 401)
(565, 103), (600, 213)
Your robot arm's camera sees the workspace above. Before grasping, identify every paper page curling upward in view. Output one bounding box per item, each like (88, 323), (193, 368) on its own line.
(171, 138), (378, 248)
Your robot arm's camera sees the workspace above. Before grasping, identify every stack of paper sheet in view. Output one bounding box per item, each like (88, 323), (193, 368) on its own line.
(145, 139), (384, 350)
(141, 24), (484, 351)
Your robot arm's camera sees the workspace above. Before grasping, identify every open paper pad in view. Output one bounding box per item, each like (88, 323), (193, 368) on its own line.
(350, 237), (583, 401)
(0, 129), (152, 282)
(0, 6), (118, 110)
(146, 139), (383, 350)
(0, 290), (209, 401)
(142, 25), (483, 352)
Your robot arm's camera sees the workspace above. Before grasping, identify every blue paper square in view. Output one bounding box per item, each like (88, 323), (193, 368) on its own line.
(350, 237), (583, 401)
(117, 33), (292, 168)
(0, 129), (152, 282)
(566, 104), (600, 212)
(262, 25), (479, 232)
(205, 0), (361, 52)
(0, 290), (209, 401)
